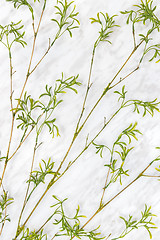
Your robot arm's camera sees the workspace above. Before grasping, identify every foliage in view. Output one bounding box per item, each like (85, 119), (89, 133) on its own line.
(121, 0), (160, 64)
(15, 73), (81, 139)
(93, 122), (142, 186)
(112, 205), (157, 239)
(26, 158), (57, 201)
(90, 12), (119, 46)
(0, 191), (13, 224)
(115, 86), (160, 116)
(20, 228), (47, 240)
(51, 0), (80, 40)
(0, 21), (26, 55)
(6, 0), (43, 19)
(51, 195), (104, 239)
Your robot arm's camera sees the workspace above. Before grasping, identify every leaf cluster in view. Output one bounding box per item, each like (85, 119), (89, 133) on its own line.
(114, 85), (127, 104)
(126, 98), (160, 117)
(37, 73), (80, 137)
(26, 158), (57, 201)
(112, 205), (157, 239)
(106, 122), (142, 186)
(0, 21), (26, 53)
(90, 12), (119, 45)
(51, 195), (104, 239)
(20, 228), (47, 240)
(121, 0), (160, 30)
(142, 44), (160, 62)
(114, 86), (160, 116)
(0, 191), (13, 224)
(51, 0), (80, 39)
(93, 122), (142, 186)
(6, 0), (42, 20)
(121, 0), (160, 62)
(15, 73), (81, 138)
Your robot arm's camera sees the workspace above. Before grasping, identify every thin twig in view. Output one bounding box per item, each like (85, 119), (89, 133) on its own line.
(16, 137), (38, 231)
(99, 168), (110, 208)
(8, 127), (34, 161)
(0, 52), (14, 188)
(142, 174), (160, 178)
(51, 232), (58, 240)
(75, 44), (97, 132)
(108, 66), (139, 91)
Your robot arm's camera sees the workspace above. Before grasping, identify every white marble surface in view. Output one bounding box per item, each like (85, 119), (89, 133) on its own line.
(0, 0), (160, 239)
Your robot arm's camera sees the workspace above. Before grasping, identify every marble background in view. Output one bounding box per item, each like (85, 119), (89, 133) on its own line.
(0, 0), (160, 239)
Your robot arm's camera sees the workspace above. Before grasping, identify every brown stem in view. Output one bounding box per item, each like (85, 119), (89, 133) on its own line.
(99, 168), (110, 208)
(0, 52), (15, 188)
(75, 45), (96, 132)
(29, 44), (51, 75)
(142, 174), (160, 178)
(51, 233), (58, 240)
(108, 66), (139, 91)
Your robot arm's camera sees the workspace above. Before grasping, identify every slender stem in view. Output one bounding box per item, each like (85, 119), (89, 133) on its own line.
(36, 217), (52, 234)
(108, 66), (139, 91)
(8, 127), (34, 161)
(30, 30), (61, 75)
(29, 44), (51, 75)
(16, 136), (38, 232)
(51, 233), (58, 240)
(75, 44), (96, 132)
(99, 168), (110, 208)
(106, 233), (112, 240)
(108, 39), (143, 88)
(0, 51), (14, 188)
(15, 9), (43, 113)
(132, 23), (136, 48)
(9, 51), (14, 117)
(142, 174), (160, 178)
